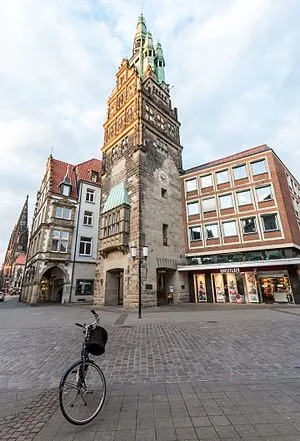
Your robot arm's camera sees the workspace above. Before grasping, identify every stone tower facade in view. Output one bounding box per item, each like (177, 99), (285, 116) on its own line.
(94, 15), (189, 308)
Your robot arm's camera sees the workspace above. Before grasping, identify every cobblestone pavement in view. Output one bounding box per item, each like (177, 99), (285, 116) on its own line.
(1, 298), (300, 439)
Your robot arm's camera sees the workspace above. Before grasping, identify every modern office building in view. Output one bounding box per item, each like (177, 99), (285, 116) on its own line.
(179, 144), (300, 304)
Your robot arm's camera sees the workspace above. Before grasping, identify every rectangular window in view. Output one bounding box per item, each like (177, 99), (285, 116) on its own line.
(256, 185), (272, 202)
(79, 237), (92, 255)
(261, 214), (279, 231)
(200, 174), (212, 188)
(51, 230), (69, 253)
(83, 211), (93, 226)
(251, 159), (267, 175)
(205, 224), (219, 239)
(55, 206), (71, 220)
(219, 194), (233, 209)
(202, 197), (216, 212)
(163, 224), (168, 246)
(187, 202), (199, 216)
(186, 179), (197, 192)
(61, 184), (71, 196)
(223, 221), (237, 237)
(233, 164), (247, 180)
(189, 226), (202, 241)
(216, 170), (229, 184)
(86, 189), (95, 203)
(241, 217), (257, 234)
(161, 188), (167, 198)
(237, 190), (252, 206)
(75, 279), (94, 296)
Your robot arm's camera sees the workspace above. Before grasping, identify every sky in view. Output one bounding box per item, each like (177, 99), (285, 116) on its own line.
(1, 0), (300, 265)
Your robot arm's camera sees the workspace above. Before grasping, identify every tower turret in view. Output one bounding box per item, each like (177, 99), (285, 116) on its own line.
(132, 14), (147, 55)
(143, 32), (155, 74)
(155, 42), (165, 84)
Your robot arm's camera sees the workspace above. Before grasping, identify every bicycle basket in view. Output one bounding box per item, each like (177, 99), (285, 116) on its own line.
(86, 326), (108, 356)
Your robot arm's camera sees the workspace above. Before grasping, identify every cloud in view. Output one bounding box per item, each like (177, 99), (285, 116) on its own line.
(1, 0), (300, 264)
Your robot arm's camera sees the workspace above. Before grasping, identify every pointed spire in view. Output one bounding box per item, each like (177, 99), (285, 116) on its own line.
(132, 14), (147, 55)
(63, 164), (71, 185)
(155, 42), (165, 84)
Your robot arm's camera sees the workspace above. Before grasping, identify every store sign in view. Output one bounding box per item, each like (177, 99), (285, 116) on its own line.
(220, 268), (240, 273)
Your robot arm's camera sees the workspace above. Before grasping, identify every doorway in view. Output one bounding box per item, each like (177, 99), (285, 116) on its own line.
(157, 270), (166, 305)
(105, 269), (124, 306)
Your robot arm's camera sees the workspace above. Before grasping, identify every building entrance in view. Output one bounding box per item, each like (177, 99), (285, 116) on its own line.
(105, 269), (124, 306)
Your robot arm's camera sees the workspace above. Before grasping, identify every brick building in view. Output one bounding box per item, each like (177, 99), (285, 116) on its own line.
(179, 145), (300, 304)
(94, 15), (189, 307)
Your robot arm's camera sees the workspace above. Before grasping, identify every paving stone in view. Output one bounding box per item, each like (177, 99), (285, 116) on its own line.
(175, 427), (198, 439)
(156, 427), (178, 441)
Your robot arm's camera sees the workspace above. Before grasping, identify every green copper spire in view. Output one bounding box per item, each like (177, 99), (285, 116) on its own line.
(133, 14), (147, 55)
(155, 42), (165, 84)
(143, 31), (155, 73)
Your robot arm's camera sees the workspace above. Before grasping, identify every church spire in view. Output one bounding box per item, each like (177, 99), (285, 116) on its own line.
(143, 31), (155, 74)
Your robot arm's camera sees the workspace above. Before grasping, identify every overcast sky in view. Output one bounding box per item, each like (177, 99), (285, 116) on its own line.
(1, 0), (300, 265)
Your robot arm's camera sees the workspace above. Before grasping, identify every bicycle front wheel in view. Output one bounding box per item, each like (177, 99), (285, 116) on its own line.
(59, 360), (106, 425)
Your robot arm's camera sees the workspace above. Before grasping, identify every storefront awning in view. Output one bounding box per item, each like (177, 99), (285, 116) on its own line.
(177, 258), (300, 272)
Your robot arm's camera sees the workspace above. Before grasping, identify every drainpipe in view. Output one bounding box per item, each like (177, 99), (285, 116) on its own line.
(69, 180), (83, 303)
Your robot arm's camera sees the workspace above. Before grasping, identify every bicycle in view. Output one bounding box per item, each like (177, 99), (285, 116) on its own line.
(59, 309), (108, 425)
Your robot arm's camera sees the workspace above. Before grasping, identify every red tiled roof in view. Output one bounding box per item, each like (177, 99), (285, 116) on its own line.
(75, 158), (102, 184)
(51, 157), (102, 199)
(15, 253), (27, 265)
(183, 144), (271, 175)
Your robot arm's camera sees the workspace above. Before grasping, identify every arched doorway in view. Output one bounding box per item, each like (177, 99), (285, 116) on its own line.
(38, 266), (67, 303)
(105, 269), (124, 306)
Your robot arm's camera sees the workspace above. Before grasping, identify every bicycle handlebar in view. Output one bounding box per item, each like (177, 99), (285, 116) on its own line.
(75, 310), (99, 330)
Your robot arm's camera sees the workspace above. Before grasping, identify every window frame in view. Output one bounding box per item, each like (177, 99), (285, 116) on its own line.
(79, 236), (92, 256)
(261, 213), (280, 232)
(187, 201), (199, 216)
(200, 174), (213, 189)
(201, 197), (216, 213)
(83, 210), (93, 226)
(251, 159), (267, 176)
(219, 193), (233, 210)
(86, 188), (95, 203)
(51, 229), (70, 253)
(55, 206), (71, 220)
(189, 226), (202, 242)
(236, 189), (252, 206)
(256, 185), (273, 202)
(233, 164), (247, 180)
(222, 220), (238, 237)
(185, 179), (197, 193)
(240, 217), (257, 235)
(205, 223), (219, 239)
(216, 170), (229, 184)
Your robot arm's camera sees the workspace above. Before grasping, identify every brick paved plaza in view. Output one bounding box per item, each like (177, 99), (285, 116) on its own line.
(1, 297), (300, 440)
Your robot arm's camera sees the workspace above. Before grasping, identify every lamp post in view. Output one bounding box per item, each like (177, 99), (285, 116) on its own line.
(130, 245), (148, 319)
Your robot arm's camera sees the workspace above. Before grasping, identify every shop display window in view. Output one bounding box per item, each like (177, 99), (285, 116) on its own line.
(258, 273), (293, 303)
(193, 274), (207, 303)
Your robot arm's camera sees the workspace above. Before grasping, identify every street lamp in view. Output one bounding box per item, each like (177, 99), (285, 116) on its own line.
(130, 245), (148, 319)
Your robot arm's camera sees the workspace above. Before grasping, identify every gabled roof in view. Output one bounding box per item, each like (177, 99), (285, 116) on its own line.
(50, 157), (102, 198)
(102, 182), (130, 213)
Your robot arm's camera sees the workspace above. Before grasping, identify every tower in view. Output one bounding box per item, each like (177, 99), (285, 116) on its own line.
(94, 15), (189, 308)
(1, 196), (29, 280)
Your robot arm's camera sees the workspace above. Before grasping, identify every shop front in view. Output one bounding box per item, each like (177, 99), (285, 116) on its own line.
(190, 265), (297, 305)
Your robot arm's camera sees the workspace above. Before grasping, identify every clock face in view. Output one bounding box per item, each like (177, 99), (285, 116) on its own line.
(158, 171), (170, 186)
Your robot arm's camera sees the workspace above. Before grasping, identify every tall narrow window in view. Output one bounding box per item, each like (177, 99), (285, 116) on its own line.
(86, 189), (95, 203)
(83, 211), (93, 226)
(163, 224), (168, 246)
(79, 237), (92, 255)
(51, 230), (69, 253)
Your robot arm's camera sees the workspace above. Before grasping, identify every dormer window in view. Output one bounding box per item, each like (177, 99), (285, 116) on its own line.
(60, 183), (71, 197)
(91, 171), (99, 183)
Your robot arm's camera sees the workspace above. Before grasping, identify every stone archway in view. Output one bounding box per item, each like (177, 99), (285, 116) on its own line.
(38, 265), (69, 303)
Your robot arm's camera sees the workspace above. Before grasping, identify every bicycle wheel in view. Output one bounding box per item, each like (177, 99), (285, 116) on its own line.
(59, 360), (106, 425)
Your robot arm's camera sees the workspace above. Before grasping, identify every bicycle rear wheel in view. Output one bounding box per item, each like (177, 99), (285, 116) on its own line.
(59, 360), (106, 425)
